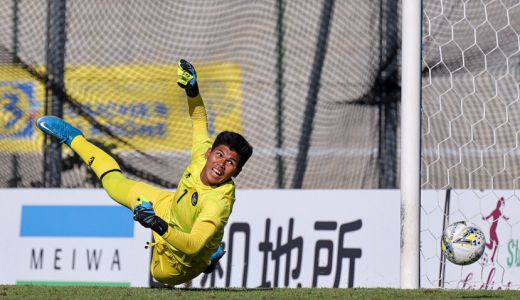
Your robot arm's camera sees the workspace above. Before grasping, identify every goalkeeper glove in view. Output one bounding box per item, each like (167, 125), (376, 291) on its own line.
(177, 59), (199, 97)
(203, 244), (226, 274)
(133, 196), (168, 236)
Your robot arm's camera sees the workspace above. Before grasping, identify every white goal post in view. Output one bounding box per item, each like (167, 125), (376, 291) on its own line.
(400, 0), (422, 289)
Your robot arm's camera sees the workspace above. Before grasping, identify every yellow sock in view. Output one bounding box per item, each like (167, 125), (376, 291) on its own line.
(70, 136), (121, 179)
(101, 169), (165, 210)
(100, 171), (135, 209)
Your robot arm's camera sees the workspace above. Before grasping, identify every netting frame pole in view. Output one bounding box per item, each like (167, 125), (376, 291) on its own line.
(43, 0), (67, 187)
(400, 0), (422, 289)
(291, 0), (335, 188)
(275, 0), (286, 188)
(11, 0), (20, 64)
(377, 0), (399, 189)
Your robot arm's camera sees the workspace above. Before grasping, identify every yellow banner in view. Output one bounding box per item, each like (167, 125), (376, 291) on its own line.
(0, 63), (243, 153)
(0, 66), (43, 152)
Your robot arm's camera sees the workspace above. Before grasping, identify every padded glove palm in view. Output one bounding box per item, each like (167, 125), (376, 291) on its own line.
(133, 197), (168, 236)
(177, 59), (199, 97)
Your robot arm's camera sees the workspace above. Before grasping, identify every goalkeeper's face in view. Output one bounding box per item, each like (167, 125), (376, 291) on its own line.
(201, 144), (240, 186)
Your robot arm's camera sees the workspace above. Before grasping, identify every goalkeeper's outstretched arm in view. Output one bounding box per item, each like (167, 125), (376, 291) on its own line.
(177, 59), (209, 147)
(162, 220), (216, 255)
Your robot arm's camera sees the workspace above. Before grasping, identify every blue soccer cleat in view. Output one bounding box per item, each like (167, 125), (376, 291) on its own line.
(210, 244), (225, 264)
(36, 115), (83, 146)
(203, 244), (226, 274)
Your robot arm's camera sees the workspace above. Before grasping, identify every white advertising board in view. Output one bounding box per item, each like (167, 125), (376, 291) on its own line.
(0, 189), (151, 287)
(7, 189), (518, 289)
(0, 189), (401, 288)
(190, 189), (401, 288)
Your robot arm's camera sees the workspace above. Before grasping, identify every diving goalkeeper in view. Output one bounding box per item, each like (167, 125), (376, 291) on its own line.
(36, 59), (253, 285)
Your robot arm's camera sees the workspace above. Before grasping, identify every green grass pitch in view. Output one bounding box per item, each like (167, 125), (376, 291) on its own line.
(3, 285), (520, 299)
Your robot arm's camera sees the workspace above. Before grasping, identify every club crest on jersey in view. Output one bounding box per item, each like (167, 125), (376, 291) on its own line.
(185, 172), (191, 178)
(191, 192), (198, 206)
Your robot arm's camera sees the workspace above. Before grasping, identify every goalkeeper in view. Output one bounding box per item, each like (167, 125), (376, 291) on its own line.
(36, 59), (253, 285)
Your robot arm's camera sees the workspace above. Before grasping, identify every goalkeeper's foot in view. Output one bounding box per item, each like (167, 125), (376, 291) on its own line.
(36, 115), (83, 146)
(210, 244), (226, 264)
(204, 244), (226, 274)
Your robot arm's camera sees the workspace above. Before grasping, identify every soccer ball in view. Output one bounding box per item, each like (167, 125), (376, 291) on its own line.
(441, 221), (486, 265)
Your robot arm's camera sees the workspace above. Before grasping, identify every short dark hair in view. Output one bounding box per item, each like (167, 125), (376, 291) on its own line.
(212, 131), (253, 176)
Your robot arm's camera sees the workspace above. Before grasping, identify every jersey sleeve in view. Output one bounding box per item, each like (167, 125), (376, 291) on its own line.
(187, 94), (212, 160)
(161, 220), (216, 255)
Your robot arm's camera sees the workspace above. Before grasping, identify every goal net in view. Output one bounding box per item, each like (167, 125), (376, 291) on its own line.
(421, 0), (520, 289)
(0, 0), (400, 189)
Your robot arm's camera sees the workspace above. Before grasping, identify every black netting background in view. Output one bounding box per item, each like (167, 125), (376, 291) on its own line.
(0, 0), (400, 189)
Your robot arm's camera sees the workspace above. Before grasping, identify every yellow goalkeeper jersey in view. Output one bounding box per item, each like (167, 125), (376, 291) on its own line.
(166, 95), (235, 271)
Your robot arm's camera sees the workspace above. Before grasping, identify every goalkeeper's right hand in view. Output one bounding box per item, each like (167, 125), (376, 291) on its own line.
(133, 196), (168, 236)
(177, 59), (199, 97)
(203, 244), (226, 274)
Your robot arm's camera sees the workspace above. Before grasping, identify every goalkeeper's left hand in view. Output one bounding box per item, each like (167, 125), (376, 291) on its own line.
(203, 244), (226, 274)
(133, 196), (168, 236)
(177, 59), (199, 97)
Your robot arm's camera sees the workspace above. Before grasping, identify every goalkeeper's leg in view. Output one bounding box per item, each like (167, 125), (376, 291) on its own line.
(36, 116), (165, 210)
